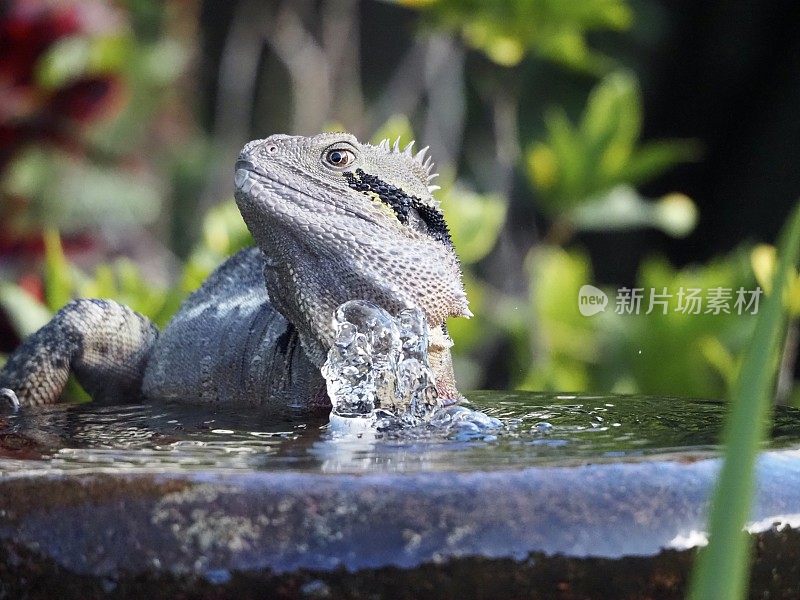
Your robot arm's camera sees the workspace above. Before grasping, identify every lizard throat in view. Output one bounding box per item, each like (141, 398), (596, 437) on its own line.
(342, 169), (453, 248)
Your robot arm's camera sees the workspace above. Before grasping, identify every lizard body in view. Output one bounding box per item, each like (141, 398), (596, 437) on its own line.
(0, 133), (468, 408)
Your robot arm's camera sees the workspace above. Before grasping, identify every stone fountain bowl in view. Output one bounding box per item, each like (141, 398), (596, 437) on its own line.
(2, 392), (800, 599)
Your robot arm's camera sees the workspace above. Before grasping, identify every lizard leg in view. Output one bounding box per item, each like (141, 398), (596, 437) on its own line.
(0, 299), (158, 407)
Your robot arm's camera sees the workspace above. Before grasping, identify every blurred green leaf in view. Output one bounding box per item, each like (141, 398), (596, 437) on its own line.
(619, 140), (701, 185)
(36, 36), (92, 89)
(526, 72), (697, 217)
(440, 183), (507, 264)
(180, 199), (254, 293)
(406, 0), (632, 71)
(65, 377), (92, 404)
(140, 39), (189, 84)
(597, 250), (759, 397)
(43, 229), (74, 311)
(36, 35), (132, 89)
(581, 71), (640, 174)
(3, 149), (161, 235)
(568, 185), (698, 238)
(201, 200), (253, 256)
(698, 335), (738, 390)
(522, 246), (600, 390)
(751, 244), (800, 317)
(688, 201), (800, 600)
(0, 283), (52, 338)
(81, 263), (118, 299)
(582, 71), (637, 130)
(369, 114), (416, 146)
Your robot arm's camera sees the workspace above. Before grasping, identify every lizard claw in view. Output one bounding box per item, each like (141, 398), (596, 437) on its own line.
(0, 388), (20, 411)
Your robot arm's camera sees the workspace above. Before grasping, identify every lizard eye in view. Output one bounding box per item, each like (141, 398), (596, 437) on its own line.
(325, 148), (356, 168)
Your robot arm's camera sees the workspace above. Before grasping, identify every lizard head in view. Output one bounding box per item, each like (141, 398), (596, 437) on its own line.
(234, 132), (469, 399)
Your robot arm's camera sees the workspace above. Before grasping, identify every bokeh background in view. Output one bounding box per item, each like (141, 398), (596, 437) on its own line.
(1, 0), (798, 403)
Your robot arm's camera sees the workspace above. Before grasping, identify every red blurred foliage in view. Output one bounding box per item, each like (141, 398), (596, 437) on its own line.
(50, 76), (122, 123)
(16, 272), (44, 302)
(0, 0), (124, 172)
(0, 0), (127, 261)
(0, 1), (81, 87)
(0, 229), (95, 258)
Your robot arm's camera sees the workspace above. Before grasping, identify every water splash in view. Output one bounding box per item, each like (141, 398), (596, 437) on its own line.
(321, 300), (437, 422)
(321, 300), (500, 434)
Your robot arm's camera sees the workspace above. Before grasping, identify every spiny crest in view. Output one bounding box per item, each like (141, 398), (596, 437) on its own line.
(376, 137), (439, 192)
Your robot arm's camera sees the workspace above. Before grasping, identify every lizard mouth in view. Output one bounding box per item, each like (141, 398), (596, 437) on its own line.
(234, 160), (384, 228)
(234, 159), (257, 187)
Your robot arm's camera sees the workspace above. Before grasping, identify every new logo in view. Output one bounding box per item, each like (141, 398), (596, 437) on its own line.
(578, 285), (608, 316)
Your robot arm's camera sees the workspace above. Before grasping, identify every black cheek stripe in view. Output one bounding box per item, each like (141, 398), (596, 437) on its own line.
(343, 169), (453, 247)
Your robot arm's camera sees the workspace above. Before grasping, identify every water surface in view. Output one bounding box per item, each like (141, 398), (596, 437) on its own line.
(3, 391), (800, 476)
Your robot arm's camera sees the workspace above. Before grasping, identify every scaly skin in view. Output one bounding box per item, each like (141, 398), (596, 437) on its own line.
(0, 133), (469, 408)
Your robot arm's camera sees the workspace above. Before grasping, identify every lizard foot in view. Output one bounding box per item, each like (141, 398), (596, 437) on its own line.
(0, 388), (20, 411)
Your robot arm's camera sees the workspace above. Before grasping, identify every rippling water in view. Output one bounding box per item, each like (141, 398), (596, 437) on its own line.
(3, 392), (800, 475)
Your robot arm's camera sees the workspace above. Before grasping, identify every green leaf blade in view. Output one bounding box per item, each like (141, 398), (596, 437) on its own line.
(688, 200), (800, 600)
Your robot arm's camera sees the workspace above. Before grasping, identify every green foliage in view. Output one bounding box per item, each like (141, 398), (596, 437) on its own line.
(42, 229), (74, 311)
(522, 246), (599, 391)
(440, 180), (507, 264)
(526, 72), (698, 225)
(36, 35), (132, 89)
(38, 227), (176, 327)
(504, 245), (759, 397)
(568, 186), (698, 238)
(181, 200), (255, 292)
(0, 200), (253, 355)
(688, 201), (800, 600)
(751, 244), (800, 317)
(0, 0), (195, 245)
(369, 114), (416, 147)
(0, 283), (51, 339)
(599, 252), (758, 397)
(2, 148), (162, 235)
(404, 0), (633, 71)
(88, 37), (190, 156)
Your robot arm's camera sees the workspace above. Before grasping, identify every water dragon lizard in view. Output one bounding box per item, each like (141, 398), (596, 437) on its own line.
(0, 133), (470, 409)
